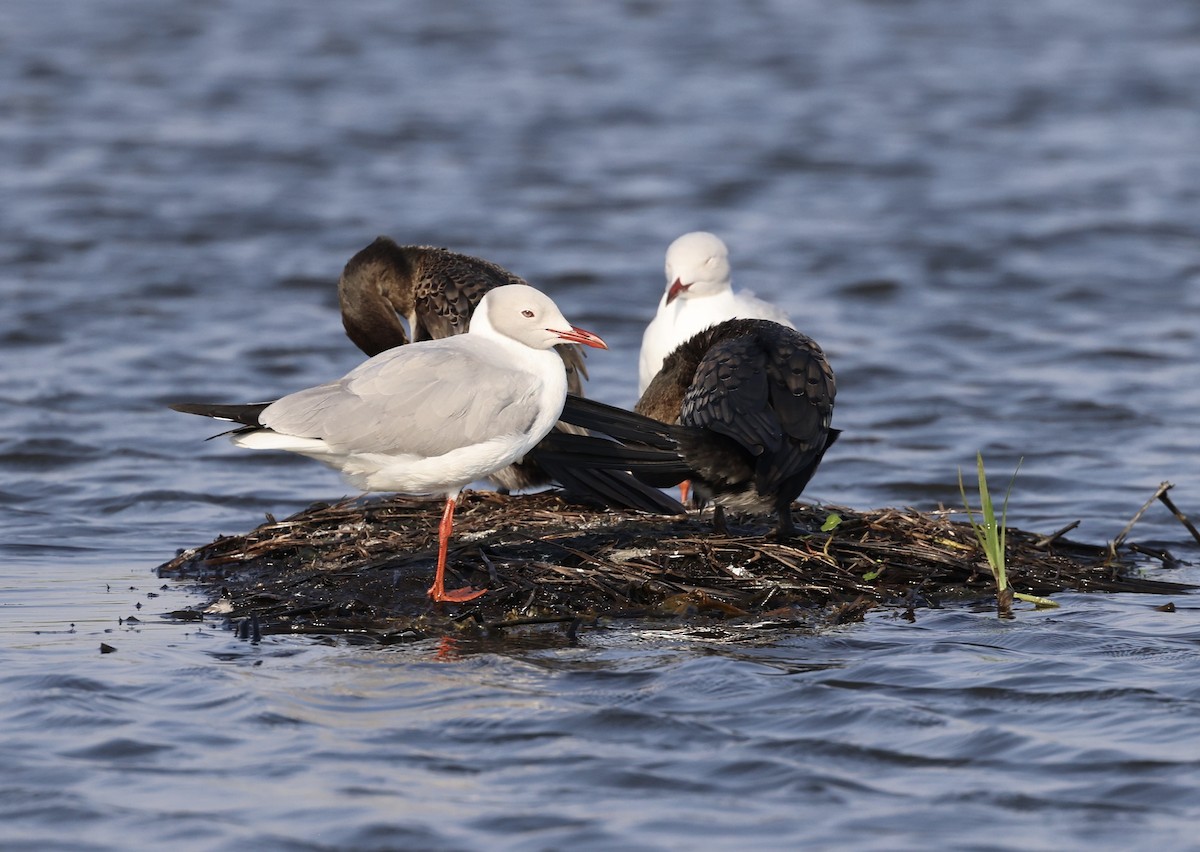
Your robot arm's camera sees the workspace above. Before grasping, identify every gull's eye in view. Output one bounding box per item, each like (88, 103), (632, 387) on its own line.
(522, 309), (535, 318)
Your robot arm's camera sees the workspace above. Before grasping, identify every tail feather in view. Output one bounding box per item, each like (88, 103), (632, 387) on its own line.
(531, 432), (692, 500)
(169, 401), (271, 427)
(559, 396), (681, 450)
(544, 464), (686, 515)
(534, 432), (691, 476)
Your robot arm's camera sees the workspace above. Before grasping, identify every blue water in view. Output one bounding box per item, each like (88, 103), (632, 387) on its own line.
(2, 0), (1199, 848)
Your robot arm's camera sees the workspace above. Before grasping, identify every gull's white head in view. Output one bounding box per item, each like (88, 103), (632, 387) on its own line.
(663, 231), (732, 304)
(473, 284), (607, 350)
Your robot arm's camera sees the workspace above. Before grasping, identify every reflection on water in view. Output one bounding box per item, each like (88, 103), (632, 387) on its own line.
(7, 599), (1200, 849)
(1, 0), (1199, 847)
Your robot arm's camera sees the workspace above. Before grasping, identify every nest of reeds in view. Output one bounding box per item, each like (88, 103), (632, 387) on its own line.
(156, 490), (1191, 642)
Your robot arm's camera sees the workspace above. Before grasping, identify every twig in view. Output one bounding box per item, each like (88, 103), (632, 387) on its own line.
(1033, 520), (1081, 550)
(479, 549), (500, 585)
(1158, 490), (1200, 546)
(1126, 543), (1179, 569)
(1112, 482), (1174, 550)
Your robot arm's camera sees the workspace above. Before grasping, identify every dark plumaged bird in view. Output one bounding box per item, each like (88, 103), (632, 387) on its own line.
(172, 285), (609, 603)
(339, 237), (587, 383)
(636, 318), (837, 539)
(557, 318), (836, 540)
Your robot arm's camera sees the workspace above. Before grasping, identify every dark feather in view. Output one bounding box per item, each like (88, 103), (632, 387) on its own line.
(168, 401), (270, 426)
(635, 318), (838, 538)
(556, 395), (682, 451)
(338, 237), (589, 391)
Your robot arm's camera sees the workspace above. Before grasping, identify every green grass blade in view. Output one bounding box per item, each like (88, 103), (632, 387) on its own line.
(960, 454), (1041, 611)
(957, 465), (986, 551)
(1013, 591), (1059, 608)
(998, 457), (1024, 567)
(975, 452), (1006, 590)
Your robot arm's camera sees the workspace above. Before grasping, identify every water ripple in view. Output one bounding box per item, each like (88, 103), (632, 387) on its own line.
(3, 0), (1200, 848)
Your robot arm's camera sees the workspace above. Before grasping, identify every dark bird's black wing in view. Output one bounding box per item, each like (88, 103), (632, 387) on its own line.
(557, 396), (682, 452)
(682, 324), (835, 500)
(532, 431), (687, 514)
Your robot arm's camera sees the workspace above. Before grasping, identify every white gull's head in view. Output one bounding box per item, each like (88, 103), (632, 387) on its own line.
(663, 231), (732, 304)
(471, 284), (607, 350)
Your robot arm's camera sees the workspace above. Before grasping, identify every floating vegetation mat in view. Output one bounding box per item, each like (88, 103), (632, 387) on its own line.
(155, 490), (1194, 642)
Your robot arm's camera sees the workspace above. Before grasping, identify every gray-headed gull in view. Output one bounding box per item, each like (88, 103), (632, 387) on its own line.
(338, 236), (588, 493)
(172, 284), (607, 603)
(638, 232), (794, 395)
(335, 237), (685, 515)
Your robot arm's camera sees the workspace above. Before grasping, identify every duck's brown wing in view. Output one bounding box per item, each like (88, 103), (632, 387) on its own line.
(410, 248), (589, 394)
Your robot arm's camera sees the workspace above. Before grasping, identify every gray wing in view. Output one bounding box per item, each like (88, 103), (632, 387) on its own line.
(261, 338), (547, 458)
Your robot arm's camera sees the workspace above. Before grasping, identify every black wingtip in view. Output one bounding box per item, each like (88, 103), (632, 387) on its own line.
(168, 401), (211, 415)
(532, 433), (692, 479)
(551, 466), (687, 515)
(168, 401), (270, 427)
(529, 433), (688, 514)
(558, 396), (681, 450)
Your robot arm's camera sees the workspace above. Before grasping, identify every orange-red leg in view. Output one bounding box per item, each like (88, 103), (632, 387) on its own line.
(427, 496), (486, 603)
(680, 480), (691, 506)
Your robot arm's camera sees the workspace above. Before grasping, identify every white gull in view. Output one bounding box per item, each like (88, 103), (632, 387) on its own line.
(172, 284), (607, 603)
(638, 231), (794, 395)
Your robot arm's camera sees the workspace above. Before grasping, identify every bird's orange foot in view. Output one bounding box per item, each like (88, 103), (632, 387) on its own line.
(427, 584), (487, 603)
